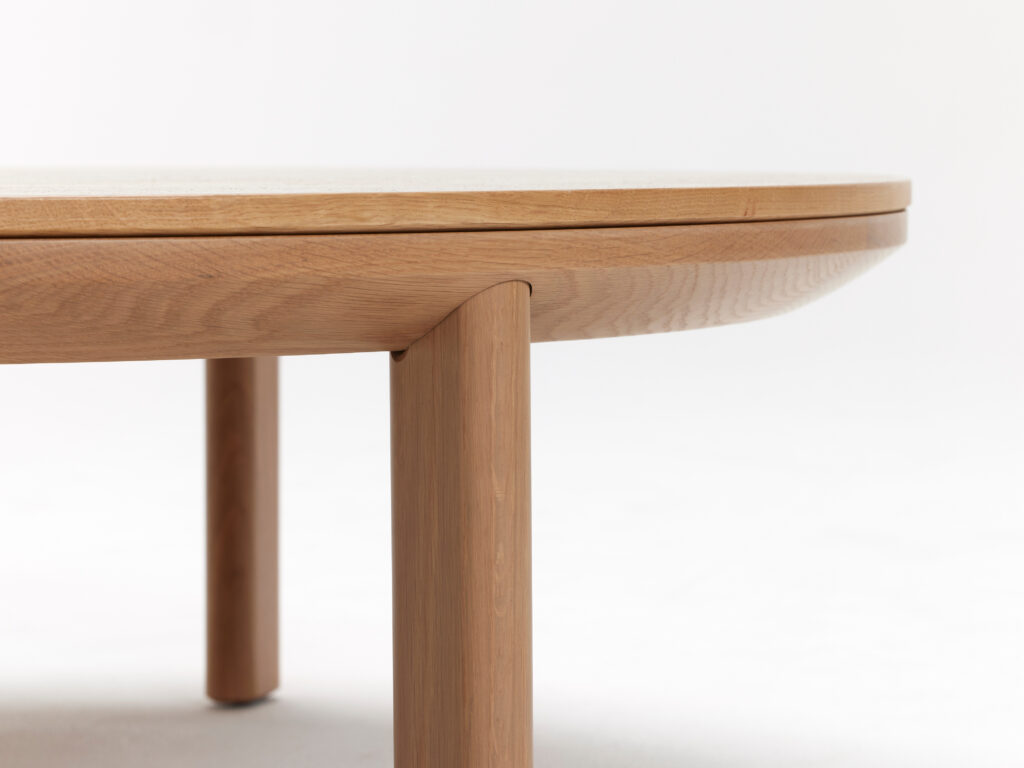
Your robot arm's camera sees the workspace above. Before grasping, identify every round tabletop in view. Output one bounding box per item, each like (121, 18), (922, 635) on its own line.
(0, 169), (909, 237)
(0, 169), (909, 364)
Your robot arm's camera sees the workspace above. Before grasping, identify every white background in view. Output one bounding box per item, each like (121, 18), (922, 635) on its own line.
(1, 1), (1022, 766)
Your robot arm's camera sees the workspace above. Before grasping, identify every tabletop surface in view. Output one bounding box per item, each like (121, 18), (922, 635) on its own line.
(0, 169), (910, 237)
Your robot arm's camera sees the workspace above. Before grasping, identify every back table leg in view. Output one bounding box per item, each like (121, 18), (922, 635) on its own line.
(206, 357), (280, 704)
(390, 281), (533, 768)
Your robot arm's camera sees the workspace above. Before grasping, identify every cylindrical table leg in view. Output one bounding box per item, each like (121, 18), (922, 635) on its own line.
(206, 356), (279, 704)
(391, 281), (533, 768)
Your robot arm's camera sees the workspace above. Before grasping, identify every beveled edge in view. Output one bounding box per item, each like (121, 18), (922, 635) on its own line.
(0, 177), (910, 237)
(0, 211), (907, 363)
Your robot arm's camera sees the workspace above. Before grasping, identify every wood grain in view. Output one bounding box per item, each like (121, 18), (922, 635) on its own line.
(0, 212), (906, 364)
(391, 281), (532, 768)
(206, 357), (279, 704)
(0, 169), (909, 236)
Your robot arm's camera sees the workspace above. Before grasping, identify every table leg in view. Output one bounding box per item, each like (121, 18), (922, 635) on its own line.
(206, 356), (279, 704)
(391, 281), (533, 768)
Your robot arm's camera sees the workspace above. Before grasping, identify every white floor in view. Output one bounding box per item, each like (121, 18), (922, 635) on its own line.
(1, 696), (811, 768)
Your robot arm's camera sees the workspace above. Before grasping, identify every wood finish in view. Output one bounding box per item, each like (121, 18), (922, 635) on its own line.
(391, 281), (532, 768)
(0, 171), (910, 754)
(206, 357), (279, 704)
(0, 169), (909, 237)
(0, 212), (906, 364)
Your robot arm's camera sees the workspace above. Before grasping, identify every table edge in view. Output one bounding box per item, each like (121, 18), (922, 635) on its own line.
(0, 180), (911, 238)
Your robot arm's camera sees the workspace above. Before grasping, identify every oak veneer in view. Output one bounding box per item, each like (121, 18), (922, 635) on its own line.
(0, 169), (908, 237)
(391, 281), (532, 768)
(206, 357), (279, 704)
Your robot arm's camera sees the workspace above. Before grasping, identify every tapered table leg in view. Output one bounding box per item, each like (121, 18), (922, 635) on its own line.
(206, 357), (279, 704)
(390, 281), (533, 768)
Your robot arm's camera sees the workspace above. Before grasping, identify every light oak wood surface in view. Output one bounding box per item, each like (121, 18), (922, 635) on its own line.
(206, 357), (279, 704)
(391, 281), (532, 768)
(0, 169), (908, 236)
(0, 212), (905, 364)
(0, 171), (910, 759)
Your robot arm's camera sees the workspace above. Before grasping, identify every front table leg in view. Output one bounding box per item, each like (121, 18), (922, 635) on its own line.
(390, 281), (533, 768)
(206, 357), (280, 704)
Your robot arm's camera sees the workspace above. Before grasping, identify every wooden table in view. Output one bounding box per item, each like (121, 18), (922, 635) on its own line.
(0, 169), (909, 767)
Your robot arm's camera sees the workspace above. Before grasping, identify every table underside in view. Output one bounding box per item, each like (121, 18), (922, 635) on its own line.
(0, 212), (905, 364)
